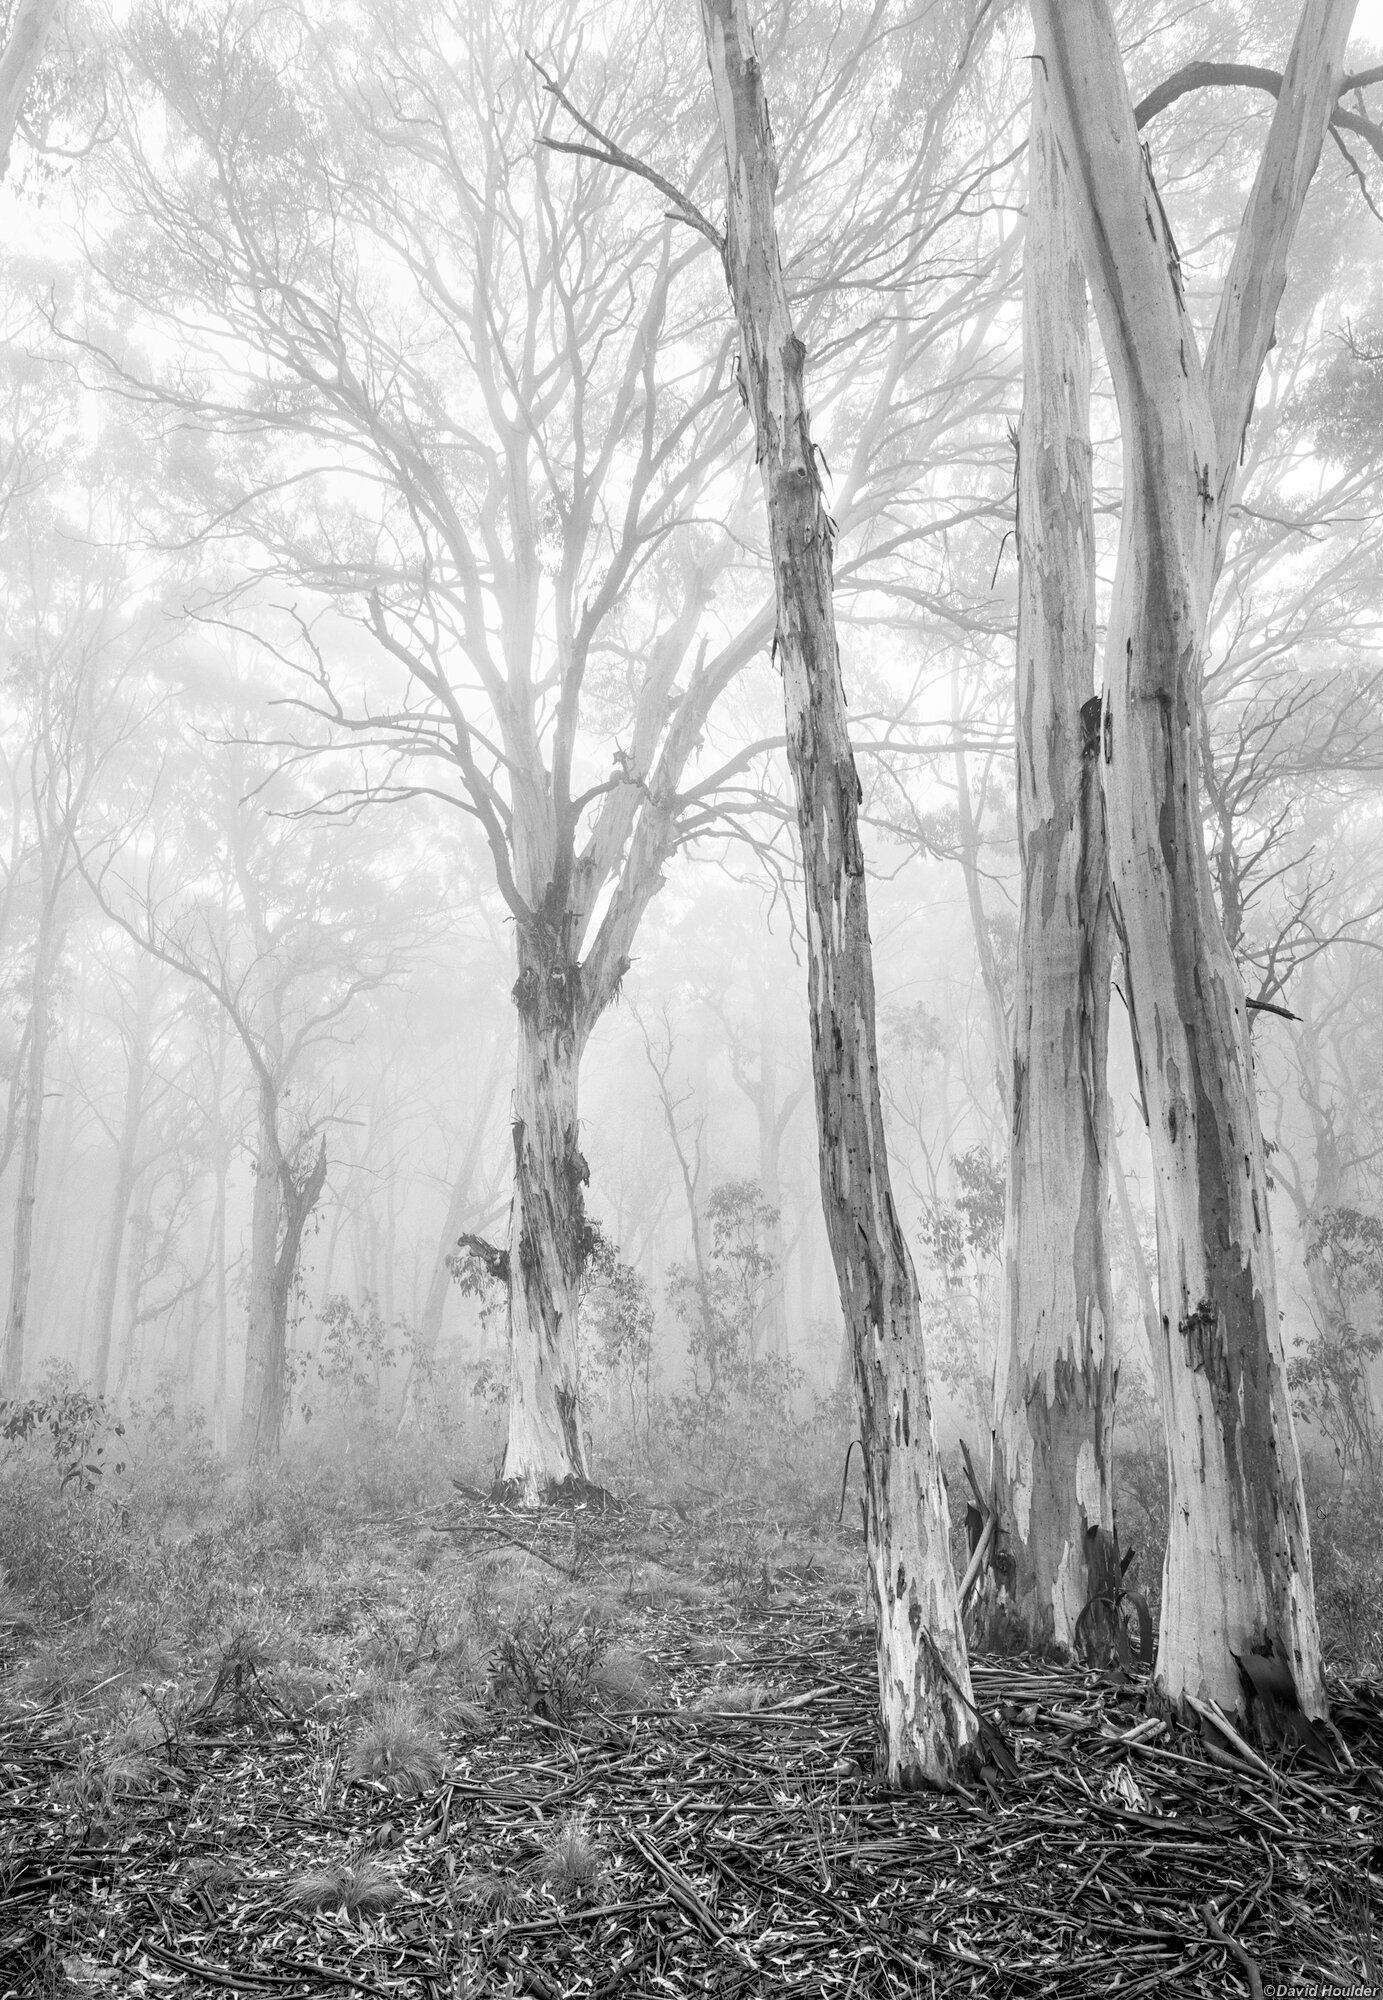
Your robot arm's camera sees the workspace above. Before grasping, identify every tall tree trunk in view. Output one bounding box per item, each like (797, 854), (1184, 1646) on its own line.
(242, 1110), (327, 1458)
(952, 725), (1012, 1127)
(212, 1145), (228, 1455)
(2, 919), (56, 1394)
(1033, 0), (1347, 1716)
(114, 1196), (150, 1402)
(991, 67), (1115, 1652)
(497, 922), (592, 1502)
(93, 995), (152, 1395)
(241, 1082), (281, 1451)
(0, 0), (57, 179)
(701, 0), (976, 1786)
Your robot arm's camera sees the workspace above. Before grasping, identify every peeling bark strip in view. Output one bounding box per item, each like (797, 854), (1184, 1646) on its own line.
(498, 916), (593, 1505)
(1031, 0), (1349, 1718)
(992, 66), (1114, 1654)
(699, 0), (976, 1787)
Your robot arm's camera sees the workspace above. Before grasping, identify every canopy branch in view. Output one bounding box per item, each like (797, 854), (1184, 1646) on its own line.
(528, 54), (726, 254)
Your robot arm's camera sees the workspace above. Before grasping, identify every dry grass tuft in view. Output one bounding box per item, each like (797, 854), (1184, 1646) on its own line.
(344, 1693), (446, 1795)
(531, 1811), (604, 1899)
(449, 1867), (523, 1916)
(287, 1854), (401, 1916)
(100, 1750), (160, 1796)
(590, 1645), (656, 1710)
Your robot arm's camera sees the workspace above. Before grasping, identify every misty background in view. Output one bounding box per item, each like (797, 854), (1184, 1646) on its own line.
(2, 0), (1382, 1506)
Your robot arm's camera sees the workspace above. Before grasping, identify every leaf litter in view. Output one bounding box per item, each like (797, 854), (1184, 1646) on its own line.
(0, 1486), (1379, 1998)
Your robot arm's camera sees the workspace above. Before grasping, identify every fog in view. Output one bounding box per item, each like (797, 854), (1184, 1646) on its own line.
(1, 0), (1381, 1524)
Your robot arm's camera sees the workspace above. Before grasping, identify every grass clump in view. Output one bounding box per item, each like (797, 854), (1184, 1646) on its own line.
(344, 1692), (446, 1795)
(532, 1810), (604, 1900)
(590, 1644), (656, 1711)
(288, 1855), (401, 1917)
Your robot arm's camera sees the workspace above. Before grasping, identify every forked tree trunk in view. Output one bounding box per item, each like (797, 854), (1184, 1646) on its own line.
(1033, 0), (1348, 1716)
(497, 921), (592, 1503)
(992, 67), (1116, 1652)
(701, 0), (976, 1786)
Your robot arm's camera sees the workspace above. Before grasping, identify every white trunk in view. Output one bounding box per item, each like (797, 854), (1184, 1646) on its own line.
(498, 925), (591, 1502)
(2, 915), (56, 1394)
(212, 1147), (228, 1456)
(93, 994), (151, 1396)
(0, 0), (56, 179)
(701, 0), (976, 1786)
(241, 1082), (281, 1450)
(1033, 0), (1350, 1715)
(993, 66), (1115, 1651)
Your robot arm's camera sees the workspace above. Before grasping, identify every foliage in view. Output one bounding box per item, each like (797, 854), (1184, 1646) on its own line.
(1303, 1456), (1383, 1677)
(580, 1232), (655, 1459)
(1, 1365), (125, 1497)
(667, 1177), (783, 1418)
(492, 1605), (601, 1727)
(1289, 1205), (1383, 1486)
(922, 1145), (1005, 1276)
(306, 1293), (400, 1426)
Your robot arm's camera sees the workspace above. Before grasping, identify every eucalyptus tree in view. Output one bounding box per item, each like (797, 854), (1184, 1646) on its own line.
(88, 726), (418, 1455)
(990, 61), (1114, 1653)
(694, 0), (979, 1788)
(1028, 0), (1365, 1717)
(82, 0), (1023, 1501)
(0, 485), (154, 1394)
(0, 0), (58, 176)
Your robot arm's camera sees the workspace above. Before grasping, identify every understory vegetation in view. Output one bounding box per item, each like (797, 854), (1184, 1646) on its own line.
(1, 1395), (1379, 1998)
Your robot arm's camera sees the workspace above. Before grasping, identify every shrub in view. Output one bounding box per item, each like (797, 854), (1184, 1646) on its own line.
(1304, 1459), (1383, 1677)
(492, 1606), (600, 1725)
(0, 1475), (129, 1620)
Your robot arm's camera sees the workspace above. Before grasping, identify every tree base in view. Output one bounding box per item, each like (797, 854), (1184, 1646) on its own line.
(489, 1471), (622, 1513)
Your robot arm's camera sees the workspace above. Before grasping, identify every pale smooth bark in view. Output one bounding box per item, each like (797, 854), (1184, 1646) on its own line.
(496, 921), (593, 1502)
(992, 66), (1115, 1652)
(2, 919), (55, 1392)
(1032, 0), (1351, 1715)
(240, 1076), (328, 1456)
(701, 0), (976, 1786)
(0, 0), (56, 179)
(211, 1146), (229, 1456)
(92, 982), (154, 1396)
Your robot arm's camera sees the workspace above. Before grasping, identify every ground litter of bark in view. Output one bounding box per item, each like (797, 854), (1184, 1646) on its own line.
(2, 1488), (1380, 1999)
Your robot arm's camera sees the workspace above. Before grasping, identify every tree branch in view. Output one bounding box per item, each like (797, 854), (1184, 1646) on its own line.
(528, 55), (726, 255)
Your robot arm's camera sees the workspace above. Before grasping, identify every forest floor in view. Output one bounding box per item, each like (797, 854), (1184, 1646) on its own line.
(2, 1474), (1381, 2000)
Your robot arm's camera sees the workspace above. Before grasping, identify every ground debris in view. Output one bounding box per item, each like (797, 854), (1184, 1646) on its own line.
(2, 1503), (1379, 1998)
